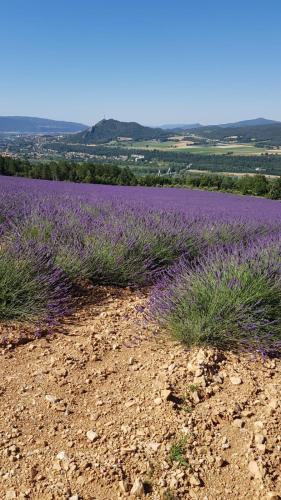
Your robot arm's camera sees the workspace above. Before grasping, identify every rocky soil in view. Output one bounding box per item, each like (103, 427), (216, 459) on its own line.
(0, 286), (280, 500)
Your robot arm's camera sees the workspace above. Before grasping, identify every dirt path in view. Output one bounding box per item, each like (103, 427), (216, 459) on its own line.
(0, 287), (280, 500)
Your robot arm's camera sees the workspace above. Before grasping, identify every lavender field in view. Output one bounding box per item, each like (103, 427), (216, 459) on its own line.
(1, 175), (281, 354)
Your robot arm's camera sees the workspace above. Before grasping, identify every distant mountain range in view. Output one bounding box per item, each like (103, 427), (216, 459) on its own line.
(159, 118), (280, 131)
(72, 119), (170, 144)
(217, 118), (280, 128)
(64, 117), (281, 147)
(0, 116), (88, 134)
(1, 116), (281, 148)
(68, 117), (281, 146)
(160, 123), (202, 131)
(188, 122), (281, 148)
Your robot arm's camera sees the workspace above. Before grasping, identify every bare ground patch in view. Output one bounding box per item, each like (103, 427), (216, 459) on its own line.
(0, 288), (280, 499)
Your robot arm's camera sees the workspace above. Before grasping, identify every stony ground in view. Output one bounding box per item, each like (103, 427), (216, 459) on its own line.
(0, 286), (280, 500)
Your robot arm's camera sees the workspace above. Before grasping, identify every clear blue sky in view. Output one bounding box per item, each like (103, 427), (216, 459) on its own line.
(1, 0), (281, 126)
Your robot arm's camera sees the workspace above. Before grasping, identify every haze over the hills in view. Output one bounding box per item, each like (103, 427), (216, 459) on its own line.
(159, 118), (280, 131)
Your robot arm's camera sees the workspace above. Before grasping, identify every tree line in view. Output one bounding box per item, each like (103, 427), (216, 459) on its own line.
(137, 172), (281, 199)
(0, 156), (281, 200)
(0, 157), (136, 185)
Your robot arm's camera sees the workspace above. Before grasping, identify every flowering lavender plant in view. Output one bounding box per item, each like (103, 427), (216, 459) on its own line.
(150, 234), (281, 355)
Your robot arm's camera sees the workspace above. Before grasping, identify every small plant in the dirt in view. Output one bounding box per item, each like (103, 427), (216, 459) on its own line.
(163, 489), (177, 500)
(188, 383), (198, 393)
(181, 392), (193, 413)
(169, 437), (189, 467)
(182, 403), (193, 413)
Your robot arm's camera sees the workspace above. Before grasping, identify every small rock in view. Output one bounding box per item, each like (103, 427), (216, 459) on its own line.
(248, 460), (264, 480)
(254, 421), (264, 430)
(193, 375), (206, 387)
(266, 492), (280, 499)
(190, 474), (202, 486)
(169, 477), (178, 489)
(56, 451), (69, 461)
(45, 394), (59, 404)
(130, 478), (144, 497)
(161, 389), (172, 400)
(221, 437), (230, 449)
(5, 491), (16, 500)
(125, 400), (136, 408)
(216, 456), (225, 467)
(154, 397), (162, 406)
(55, 368), (68, 378)
(159, 478), (167, 487)
(268, 399), (279, 410)
(128, 357), (135, 365)
(255, 434), (266, 445)
(233, 419), (244, 428)
(242, 410), (254, 418)
(121, 424), (131, 434)
(230, 377), (242, 385)
(69, 496), (79, 500)
(53, 460), (61, 471)
(86, 430), (98, 442)
(192, 391), (200, 404)
(147, 442), (161, 452)
(119, 480), (129, 493)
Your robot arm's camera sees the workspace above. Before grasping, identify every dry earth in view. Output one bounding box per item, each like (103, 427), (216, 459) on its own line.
(0, 287), (280, 500)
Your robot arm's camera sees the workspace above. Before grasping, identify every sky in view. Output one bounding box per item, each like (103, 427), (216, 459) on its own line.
(1, 0), (281, 126)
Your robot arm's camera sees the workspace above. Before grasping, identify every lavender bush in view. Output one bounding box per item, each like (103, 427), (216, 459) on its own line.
(150, 234), (281, 355)
(0, 241), (69, 321)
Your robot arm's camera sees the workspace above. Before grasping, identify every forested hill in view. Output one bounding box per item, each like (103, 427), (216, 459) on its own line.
(190, 123), (281, 147)
(218, 118), (280, 128)
(0, 116), (88, 134)
(71, 119), (170, 144)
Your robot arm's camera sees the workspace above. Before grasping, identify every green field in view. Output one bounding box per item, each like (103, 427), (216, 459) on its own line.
(178, 145), (265, 156)
(109, 140), (266, 156)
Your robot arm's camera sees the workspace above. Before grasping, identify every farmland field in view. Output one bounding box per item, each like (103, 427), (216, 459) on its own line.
(1, 174), (281, 353)
(112, 140), (266, 155)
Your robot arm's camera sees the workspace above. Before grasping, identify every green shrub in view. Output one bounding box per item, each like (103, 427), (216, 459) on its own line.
(0, 247), (68, 321)
(151, 239), (281, 354)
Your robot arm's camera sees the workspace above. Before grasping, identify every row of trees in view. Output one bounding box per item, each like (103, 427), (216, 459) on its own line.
(138, 172), (281, 199)
(0, 157), (136, 185)
(186, 173), (281, 199)
(0, 156), (281, 199)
